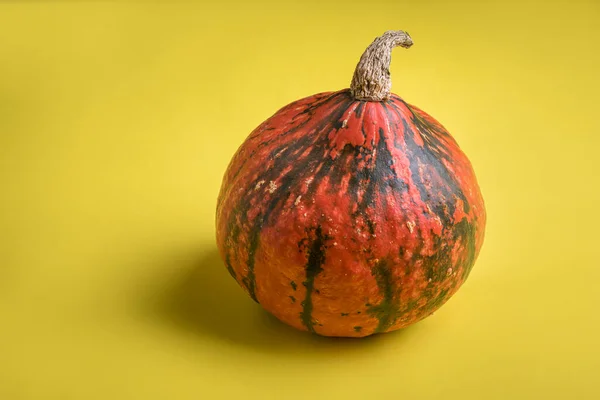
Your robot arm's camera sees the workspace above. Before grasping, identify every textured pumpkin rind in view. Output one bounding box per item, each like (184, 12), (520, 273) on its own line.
(216, 89), (486, 337)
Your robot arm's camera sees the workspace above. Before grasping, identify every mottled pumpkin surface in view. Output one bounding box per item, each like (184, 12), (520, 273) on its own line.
(216, 89), (485, 337)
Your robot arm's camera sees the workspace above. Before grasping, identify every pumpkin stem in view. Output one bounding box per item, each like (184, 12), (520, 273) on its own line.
(350, 30), (413, 101)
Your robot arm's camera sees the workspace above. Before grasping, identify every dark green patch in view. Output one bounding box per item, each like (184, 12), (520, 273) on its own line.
(290, 281), (297, 291)
(289, 295), (296, 303)
(425, 288), (449, 313)
(341, 312), (349, 317)
(367, 259), (401, 333)
(421, 218), (478, 285)
(405, 300), (418, 313)
(225, 255), (236, 279)
(299, 226), (327, 333)
(241, 214), (261, 303)
(423, 236), (451, 283)
(354, 326), (362, 332)
(454, 219), (478, 280)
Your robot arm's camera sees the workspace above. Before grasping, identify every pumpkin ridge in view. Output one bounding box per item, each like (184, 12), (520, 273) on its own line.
(227, 93), (355, 302)
(227, 92), (347, 189)
(389, 103), (465, 227)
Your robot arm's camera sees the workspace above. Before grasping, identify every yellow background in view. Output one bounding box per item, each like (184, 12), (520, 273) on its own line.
(1, 1), (598, 399)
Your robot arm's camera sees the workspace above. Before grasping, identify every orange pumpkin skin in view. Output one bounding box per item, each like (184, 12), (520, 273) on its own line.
(215, 89), (485, 337)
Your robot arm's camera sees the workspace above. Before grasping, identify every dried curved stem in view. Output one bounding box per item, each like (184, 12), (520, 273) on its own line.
(350, 30), (413, 101)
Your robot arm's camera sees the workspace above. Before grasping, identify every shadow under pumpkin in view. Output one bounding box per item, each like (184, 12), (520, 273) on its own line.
(139, 247), (417, 354)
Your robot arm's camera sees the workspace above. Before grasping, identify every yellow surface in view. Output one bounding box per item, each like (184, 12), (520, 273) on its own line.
(1, 1), (599, 399)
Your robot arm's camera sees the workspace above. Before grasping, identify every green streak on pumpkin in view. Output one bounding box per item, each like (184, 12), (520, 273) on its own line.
(242, 225), (260, 303)
(290, 281), (297, 291)
(289, 295), (296, 303)
(425, 288), (449, 314)
(456, 218), (478, 280)
(354, 326), (362, 332)
(225, 255), (236, 280)
(300, 226), (327, 333)
(368, 259), (400, 333)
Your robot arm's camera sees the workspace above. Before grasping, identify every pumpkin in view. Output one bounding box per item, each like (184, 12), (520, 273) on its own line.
(216, 30), (486, 337)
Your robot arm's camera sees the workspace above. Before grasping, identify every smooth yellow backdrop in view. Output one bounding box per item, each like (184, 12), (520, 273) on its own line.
(1, 1), (599, 399)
